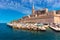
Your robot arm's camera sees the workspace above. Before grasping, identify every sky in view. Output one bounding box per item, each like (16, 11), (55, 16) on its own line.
(0, 0), (60, 23)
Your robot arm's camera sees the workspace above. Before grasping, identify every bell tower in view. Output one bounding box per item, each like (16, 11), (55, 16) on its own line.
(32, 4), (35, 15)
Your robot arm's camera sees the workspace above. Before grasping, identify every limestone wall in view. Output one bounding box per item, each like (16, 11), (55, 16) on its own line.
(54, 17), (60, 24)
(20, 17), (54, 24)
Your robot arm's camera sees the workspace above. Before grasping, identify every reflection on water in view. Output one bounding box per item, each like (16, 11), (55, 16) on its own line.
(0, 23), (59, 40)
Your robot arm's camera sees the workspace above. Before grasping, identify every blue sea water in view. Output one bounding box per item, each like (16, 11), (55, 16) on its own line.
(0, 23), (60, 40)
(0, 9), (60, 40)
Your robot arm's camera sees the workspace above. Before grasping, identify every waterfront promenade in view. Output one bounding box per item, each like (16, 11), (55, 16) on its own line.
(7, 23), (60, 32)
(7, 23), (48, 31)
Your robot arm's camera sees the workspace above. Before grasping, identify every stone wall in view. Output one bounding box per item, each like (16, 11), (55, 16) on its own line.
(54, 16), (60, 24)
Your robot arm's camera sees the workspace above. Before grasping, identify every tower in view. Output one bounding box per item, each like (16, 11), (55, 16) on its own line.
(32, 4), (35, 15)
(45, 8), (48, 13)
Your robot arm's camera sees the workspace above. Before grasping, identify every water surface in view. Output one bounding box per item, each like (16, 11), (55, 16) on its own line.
(0, 23), (60, 40)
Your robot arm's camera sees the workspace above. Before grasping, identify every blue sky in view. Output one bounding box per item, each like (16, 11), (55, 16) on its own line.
(0, 0), (60, 23)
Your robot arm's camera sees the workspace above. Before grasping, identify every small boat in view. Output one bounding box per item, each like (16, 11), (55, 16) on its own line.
(26, 26), (31, 30)
(32, 27), (38, 31)
(49, 26), (60, 32)
(7, 23), (13, 26)
(40, 27), (46, 31)
(7, 23), (13, 28)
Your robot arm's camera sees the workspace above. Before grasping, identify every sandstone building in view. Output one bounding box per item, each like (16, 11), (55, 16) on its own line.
(18, 5), (60, 24)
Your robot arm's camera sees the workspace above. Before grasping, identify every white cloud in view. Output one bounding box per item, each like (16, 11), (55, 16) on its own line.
(0, 0), (60, 14)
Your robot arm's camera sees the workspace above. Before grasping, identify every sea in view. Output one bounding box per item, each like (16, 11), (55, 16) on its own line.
(0, 23), (60, 40)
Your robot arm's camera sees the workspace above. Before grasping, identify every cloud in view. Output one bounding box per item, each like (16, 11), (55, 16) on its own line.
(0, 0), (32, 14)
(0, 0), (60, 14)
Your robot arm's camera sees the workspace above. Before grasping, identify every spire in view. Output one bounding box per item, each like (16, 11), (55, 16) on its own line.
(32, 3), (35, 15)
(32, 3), (34, 9)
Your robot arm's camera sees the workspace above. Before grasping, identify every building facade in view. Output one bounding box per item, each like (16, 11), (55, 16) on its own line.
(18, 6), (60, 24)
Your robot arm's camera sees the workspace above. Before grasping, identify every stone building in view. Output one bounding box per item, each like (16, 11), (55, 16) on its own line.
(18, 5), (60, 24)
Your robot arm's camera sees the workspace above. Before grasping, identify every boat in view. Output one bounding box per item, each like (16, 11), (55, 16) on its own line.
(40, 27), (46, 31)
(7, 23), (13, 26)
(49, 25), (60, 32)
(7, 23), (13, 28)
